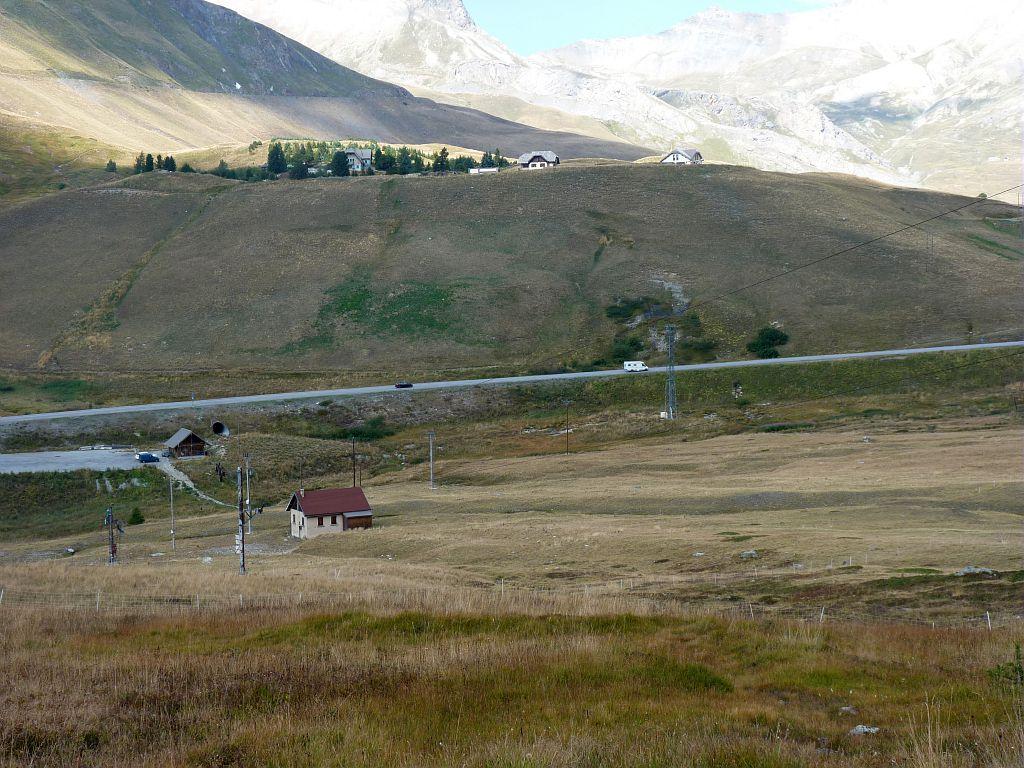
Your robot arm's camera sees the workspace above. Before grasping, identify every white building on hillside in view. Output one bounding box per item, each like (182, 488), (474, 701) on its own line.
(345, 148), (373, 173)
(661, 148), (704, 165)
(518, 151), (559, 169)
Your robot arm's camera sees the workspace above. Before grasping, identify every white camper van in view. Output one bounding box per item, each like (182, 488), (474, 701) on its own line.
(623, 361), (649, 372)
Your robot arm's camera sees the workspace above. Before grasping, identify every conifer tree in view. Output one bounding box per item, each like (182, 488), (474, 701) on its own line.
(330, 151), (350, 177)
(266, 142), (287, 174)
(432, 147), (450, 173)
(397, 146), (414, 175)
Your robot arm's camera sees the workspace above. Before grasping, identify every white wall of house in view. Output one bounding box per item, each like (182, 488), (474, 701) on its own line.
(661, 151), (702, 165)
(291, 512), (347, 540)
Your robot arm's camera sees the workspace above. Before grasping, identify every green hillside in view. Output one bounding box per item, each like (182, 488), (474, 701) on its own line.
(0, 164), (1019, 383)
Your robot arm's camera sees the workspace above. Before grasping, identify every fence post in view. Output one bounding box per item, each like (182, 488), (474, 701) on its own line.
(0, 588), (4, 606)
(819, 606), (825, 624)
(96, 591), (100, 611)
(986, 611), (993, 631)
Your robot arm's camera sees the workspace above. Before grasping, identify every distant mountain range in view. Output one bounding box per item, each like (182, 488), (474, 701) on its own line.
(212, 0), (1023, 197)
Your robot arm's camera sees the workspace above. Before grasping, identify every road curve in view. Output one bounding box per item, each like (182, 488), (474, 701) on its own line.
(2, 341), (1021, 426)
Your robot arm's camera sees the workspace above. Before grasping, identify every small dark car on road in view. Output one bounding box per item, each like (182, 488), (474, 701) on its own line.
(135, 451), (159, 464)
(394, 382), (414, 389)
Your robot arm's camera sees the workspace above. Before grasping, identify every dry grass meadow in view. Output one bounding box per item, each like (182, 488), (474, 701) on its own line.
(2, 408), (1022, 767)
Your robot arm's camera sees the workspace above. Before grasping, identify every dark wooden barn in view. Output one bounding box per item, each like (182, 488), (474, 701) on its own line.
(164, 428), (209, 458)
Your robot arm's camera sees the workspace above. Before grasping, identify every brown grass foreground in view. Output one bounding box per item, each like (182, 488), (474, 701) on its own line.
(2, 417), (1022, 766)
(1, 597), (1022, 768)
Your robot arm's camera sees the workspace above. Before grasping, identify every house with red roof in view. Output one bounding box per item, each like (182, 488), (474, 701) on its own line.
(287, 487), (373, 539)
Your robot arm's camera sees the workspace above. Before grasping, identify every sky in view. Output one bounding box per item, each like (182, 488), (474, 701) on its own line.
(461, 0), (829, 54)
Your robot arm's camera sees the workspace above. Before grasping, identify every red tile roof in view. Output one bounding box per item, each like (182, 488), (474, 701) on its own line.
(290, 487), (371, 517)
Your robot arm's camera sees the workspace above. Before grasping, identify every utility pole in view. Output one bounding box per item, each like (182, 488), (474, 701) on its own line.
(103, 507), (124, 564)
(236, 467), (246, 575)
(564, 400), (571, 455)
(665, 325), (677, 420)
(169, 477), (175, 551)
(351, 438), (357, 487)
(244, 453), (253, 535)
(428, 430), (437, 489)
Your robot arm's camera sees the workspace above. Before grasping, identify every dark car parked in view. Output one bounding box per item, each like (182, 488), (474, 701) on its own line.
(394, 382), (414, 389)
(135, 451), (159, 464)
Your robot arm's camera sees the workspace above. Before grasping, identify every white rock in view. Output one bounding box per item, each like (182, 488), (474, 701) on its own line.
(956, 565), (997, 576)
(849, 725), (879, 736)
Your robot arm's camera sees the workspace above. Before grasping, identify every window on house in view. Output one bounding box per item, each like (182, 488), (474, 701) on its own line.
(317, 517), (324, 527)
(331, 515), (338, 526)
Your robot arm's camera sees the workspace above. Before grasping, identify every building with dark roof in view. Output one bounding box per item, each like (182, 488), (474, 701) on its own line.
(661, 148), (704, 165)
(164, 428), (209, 458)
(518, 151), (560, 169)
(287, 487), (373, 539)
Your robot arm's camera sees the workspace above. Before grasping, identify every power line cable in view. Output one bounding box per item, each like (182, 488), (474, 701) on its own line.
(685, 182), (1023, 314)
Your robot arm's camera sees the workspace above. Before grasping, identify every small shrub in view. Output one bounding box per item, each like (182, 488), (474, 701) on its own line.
(128, 508), (145, 525)
(746, 326), (790, 359)
(610, 335), (644, 362)
(989, 644), (1024, 688)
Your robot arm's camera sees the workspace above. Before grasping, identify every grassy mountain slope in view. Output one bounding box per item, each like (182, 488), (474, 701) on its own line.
(0, 0), (383, 95)
(0, 164), (1019, 378)
(0, 0), (647, 200)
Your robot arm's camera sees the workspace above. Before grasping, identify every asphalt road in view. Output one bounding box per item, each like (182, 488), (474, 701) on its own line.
(0, 449), (142, 474)
(1, 341), (1021, 426)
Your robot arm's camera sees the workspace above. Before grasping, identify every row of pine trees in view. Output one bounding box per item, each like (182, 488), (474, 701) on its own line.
(131, 152), (189, 174)
(266, 141), (510, 178)
(108, 140), (511, 183)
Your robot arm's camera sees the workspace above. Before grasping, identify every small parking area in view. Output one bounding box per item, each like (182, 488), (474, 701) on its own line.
(0, 449), (144, 474)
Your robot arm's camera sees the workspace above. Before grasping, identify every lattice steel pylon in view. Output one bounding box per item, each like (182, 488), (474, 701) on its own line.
(665, 325), (677, 420)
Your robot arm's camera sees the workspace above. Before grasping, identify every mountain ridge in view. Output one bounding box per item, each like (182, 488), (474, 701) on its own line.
(209, 0), (1022, 197)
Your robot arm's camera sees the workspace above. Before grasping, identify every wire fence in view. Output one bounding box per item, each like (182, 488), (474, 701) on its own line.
(0, 582), (1017, 631)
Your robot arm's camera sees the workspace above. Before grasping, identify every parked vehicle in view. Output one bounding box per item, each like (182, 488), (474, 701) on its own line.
(394, 382), (414, 389)
(135, 451), (159, 464)
(623, 361), (649, 372)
